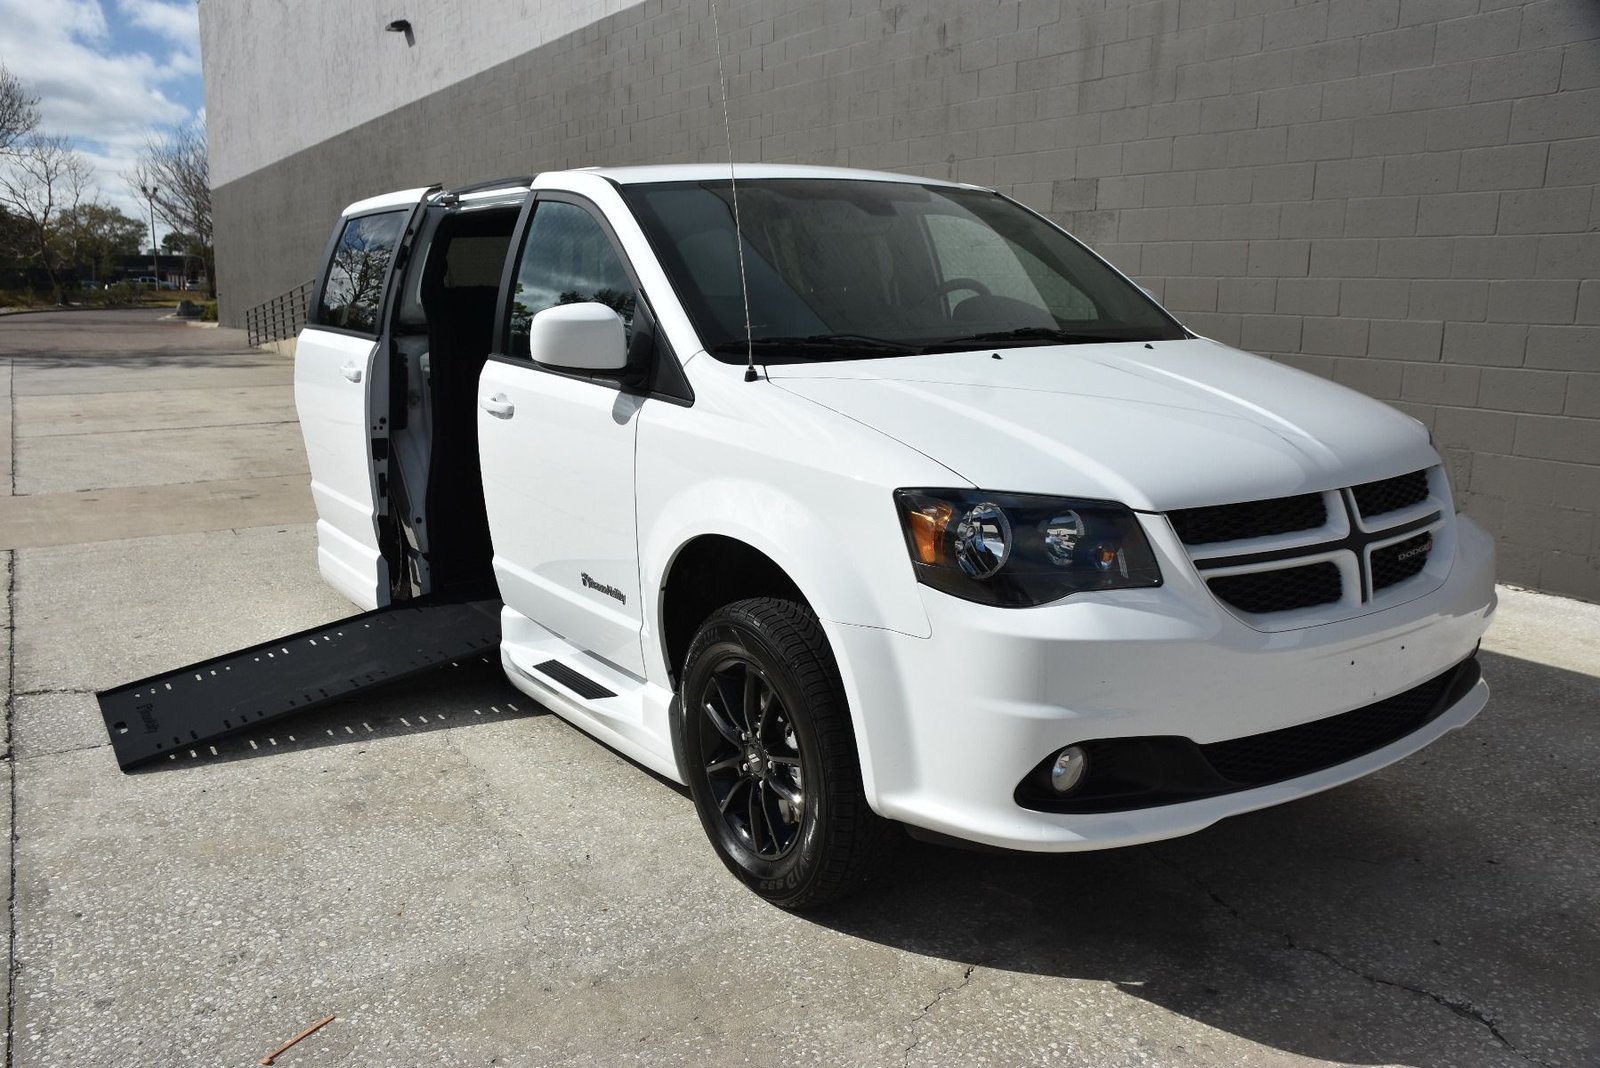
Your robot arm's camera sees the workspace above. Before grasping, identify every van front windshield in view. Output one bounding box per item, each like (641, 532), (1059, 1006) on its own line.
(623, 178), (1187, 362)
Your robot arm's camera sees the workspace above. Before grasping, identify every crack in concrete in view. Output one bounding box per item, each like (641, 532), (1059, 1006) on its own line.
(1150, 852), (1552, 1068)
(902, 963), (978, 1067)
(439, 733), (543, 940)
(5, 546), (17, 1068)
(14, 741), (109, 762)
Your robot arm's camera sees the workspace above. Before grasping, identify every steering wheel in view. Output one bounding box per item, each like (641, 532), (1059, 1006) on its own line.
(933, 277), (993, 302)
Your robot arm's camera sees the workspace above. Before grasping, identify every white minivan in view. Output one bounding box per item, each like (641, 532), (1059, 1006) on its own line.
(295, 164), (1495, 906)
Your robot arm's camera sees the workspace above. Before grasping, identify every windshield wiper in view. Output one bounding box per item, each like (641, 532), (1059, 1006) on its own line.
(710, 333), (924, 359)
(922, 327), (1134, 353)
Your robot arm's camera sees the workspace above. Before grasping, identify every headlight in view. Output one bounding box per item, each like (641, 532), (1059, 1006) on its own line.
(894, 489), (1162, 607)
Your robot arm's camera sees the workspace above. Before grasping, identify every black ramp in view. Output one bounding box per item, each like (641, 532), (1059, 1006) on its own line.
(97, 595), (501, 770)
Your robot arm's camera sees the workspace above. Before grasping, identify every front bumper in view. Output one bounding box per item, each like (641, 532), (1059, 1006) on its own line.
(825, 515), (1496, 852)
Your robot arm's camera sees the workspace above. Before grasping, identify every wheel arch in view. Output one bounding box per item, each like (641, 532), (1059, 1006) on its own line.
(640, 476), (933, 812)
(658, 534), (813, 688)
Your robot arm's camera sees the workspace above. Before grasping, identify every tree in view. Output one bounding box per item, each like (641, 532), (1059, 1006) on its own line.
(58, 202), (145, 282)
(0, 134), (93, 303)
(129, 120), (212, 295)
(0, 63), (41, 275)
(0, 63), (38, 153)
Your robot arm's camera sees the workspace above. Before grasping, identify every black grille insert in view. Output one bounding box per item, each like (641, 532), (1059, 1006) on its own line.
(1201, 665), (1459, 786)
(1352, 469), (1429, 519)
(1371, 531), (1433, 591)
(1208, 561), (1341, 614)
(1168, 492), (1327, 546)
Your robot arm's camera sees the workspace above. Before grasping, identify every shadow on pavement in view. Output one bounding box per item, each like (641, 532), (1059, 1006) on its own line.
(110, 629), (1599, 1065)
(5, 349), (279, 368)
(0, 308), (262, 361)
(814, 647), (1599, 1067)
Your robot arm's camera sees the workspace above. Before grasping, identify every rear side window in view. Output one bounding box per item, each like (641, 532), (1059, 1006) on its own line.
(315, 210), (406, 335)
(508, 201), (637, 357)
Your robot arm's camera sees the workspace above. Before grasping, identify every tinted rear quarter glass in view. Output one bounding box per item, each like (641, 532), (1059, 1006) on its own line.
(316, 210), (406, 335)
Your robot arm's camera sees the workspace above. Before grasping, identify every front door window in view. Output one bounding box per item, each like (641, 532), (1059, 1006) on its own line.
(508, 202), (637, 357)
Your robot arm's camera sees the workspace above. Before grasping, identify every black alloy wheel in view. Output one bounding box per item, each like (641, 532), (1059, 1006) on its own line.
(677, 597), (895, 908)
(698, 655), (806, 860)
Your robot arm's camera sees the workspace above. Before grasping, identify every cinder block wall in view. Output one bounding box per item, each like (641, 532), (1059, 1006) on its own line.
(207, 0), (1600, 599)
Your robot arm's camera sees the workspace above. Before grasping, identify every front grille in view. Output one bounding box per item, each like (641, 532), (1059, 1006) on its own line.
(1172, 466), (1444, 623)
(1352, 469), (1429, 519)
(1208, 562), (1342, 614)
(1201, 665), (1459, 786)
(1371, 531), (1432, 591)
(1168, 492), (1326, 546)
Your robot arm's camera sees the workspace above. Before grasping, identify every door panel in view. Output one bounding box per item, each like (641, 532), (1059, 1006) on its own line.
(294, 204), (418, 609)
(295, 328), (387, 607)
(478, 194), (649, 676)
(478, 359), (644, 675)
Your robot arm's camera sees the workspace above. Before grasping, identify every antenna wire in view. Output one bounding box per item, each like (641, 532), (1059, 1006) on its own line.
(708, 0), (759, 382)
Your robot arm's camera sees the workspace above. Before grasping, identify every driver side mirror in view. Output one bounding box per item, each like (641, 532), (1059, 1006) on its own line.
(528, 302), (628, 372)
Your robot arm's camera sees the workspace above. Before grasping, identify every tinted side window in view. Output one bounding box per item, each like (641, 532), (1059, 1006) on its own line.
(316, 210), (406, 334)
(508, 201), (637, 358)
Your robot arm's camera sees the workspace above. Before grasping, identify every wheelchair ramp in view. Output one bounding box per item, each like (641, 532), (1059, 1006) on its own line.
(97, 594), (501, 769)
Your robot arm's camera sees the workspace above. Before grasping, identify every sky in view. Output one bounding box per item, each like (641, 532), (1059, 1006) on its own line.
(0, 0), (203, 242)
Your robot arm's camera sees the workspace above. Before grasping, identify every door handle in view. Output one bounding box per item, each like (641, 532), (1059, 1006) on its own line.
(479, 393), (515, 418)
(340, 362), (363, 383)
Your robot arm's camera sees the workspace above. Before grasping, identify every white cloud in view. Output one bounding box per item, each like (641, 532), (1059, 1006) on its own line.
(118, 0), (200, 49)
(0, 0), (199, 227)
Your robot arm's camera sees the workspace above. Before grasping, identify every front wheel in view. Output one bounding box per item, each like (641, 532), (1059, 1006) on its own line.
(677, 598), (894, 908)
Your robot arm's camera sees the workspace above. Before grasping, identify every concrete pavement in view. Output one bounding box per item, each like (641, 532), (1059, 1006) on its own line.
(1, 309), (1597, 1066)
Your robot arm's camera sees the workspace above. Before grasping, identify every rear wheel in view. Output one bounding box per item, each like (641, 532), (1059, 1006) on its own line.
(678, 597), (893, 908)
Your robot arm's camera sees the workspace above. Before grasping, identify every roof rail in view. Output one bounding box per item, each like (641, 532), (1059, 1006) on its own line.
(438, 175), (534, 204)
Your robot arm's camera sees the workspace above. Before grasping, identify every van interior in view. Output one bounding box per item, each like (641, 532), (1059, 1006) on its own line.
(388, 197), (522, 600)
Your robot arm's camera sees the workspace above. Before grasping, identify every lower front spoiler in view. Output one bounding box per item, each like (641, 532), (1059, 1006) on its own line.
(892, 673), (1490, 854)
(1015, 654), (1481, 814)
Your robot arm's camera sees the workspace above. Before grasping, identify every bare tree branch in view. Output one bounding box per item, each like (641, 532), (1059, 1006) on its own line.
(0, 134), (94, 303)
(0, 63), (39, 153)
(128, 119), (213, 294)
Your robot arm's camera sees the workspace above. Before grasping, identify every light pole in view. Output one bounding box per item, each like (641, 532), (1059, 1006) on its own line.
(140, 184), (159, 286)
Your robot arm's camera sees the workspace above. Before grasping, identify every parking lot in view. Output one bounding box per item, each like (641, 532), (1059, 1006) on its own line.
(0, 308), (1596, 1066)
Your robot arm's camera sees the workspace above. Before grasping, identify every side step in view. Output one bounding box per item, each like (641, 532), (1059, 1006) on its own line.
(96, 594), (501, 770)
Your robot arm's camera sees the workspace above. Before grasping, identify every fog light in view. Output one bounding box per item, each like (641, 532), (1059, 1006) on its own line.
(1049, 746), (1088, 794)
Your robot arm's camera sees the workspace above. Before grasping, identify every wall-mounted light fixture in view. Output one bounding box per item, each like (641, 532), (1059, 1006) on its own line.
(385, 18), (415, 45)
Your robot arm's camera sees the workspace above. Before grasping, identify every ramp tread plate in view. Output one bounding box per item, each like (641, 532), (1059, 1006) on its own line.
(96, 595), (500, 769)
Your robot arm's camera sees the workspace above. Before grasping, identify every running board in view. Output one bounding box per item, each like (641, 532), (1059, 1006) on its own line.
(96, 594), (501, 770)
(531, 659), (616, 701)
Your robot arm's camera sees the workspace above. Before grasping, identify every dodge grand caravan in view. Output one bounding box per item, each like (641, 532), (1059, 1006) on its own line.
(294, 164), (1495, 906)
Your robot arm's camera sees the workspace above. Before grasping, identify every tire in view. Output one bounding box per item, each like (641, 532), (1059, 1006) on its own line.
(677, 597), (895, 908)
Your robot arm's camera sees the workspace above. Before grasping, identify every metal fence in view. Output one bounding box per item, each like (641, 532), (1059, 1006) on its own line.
(244, 279), (315, 346)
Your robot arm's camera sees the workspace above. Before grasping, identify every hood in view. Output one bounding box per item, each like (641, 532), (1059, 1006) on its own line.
(767, 338), (1437, 512)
